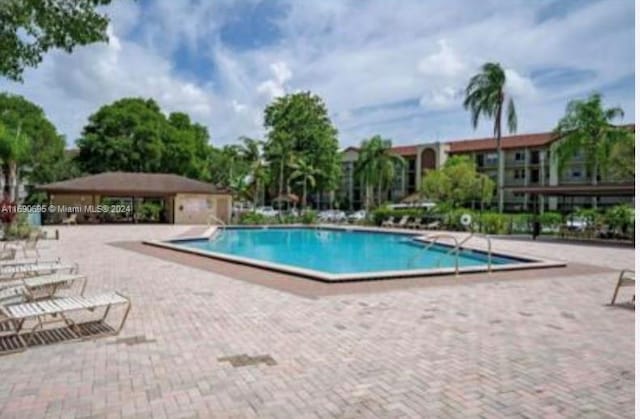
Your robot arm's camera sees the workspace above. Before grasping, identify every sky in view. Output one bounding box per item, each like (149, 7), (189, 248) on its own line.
(1, 0), (634, 148)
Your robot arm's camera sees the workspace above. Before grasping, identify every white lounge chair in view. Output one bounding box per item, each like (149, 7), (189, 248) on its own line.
(0, 273), (87, 300)
(0, 259), (78, 279)
(0, 288), (131, 352)
(381, 217), (395, 227)
(61, 213), (77, 225)
(4, 231), (40, 257)
(611, 269), (635, 305)
(392, 215), (410, 228)
(407, 217), (423, 229)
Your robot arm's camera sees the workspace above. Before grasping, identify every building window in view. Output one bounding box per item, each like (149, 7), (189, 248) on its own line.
(514, 151), (524, 161)
(513, 169), (525, 179)
(485, 153), (498, 165)
(571, 169), (582, 179)
(530, 169), (540, 183)
(530, 150), (540, 164)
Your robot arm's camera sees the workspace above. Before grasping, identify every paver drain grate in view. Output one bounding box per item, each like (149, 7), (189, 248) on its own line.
(218, 354), (277, 367)
(109, 334), (157, 346)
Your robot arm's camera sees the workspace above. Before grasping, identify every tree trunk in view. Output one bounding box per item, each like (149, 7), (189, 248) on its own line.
(11, 162), (18, 203)
(2, 163), (10, 199)
(591, 163), (598, 209)
(278, 159), (284, 206)
(302, 180), (307, 212)
(496, 99), (504, 213)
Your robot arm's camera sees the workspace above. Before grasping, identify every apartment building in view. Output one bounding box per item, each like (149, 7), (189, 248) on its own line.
(339, 127), (634, 212)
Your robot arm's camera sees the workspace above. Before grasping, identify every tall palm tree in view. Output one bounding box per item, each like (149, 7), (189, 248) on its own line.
(264, 135), (295, 209)
(463, 62), (517, 213)
(355, 135), (406, 210)
(239, 137), (266, 206)
(289, 157), (319, 211)
(553, 93), (631, 204)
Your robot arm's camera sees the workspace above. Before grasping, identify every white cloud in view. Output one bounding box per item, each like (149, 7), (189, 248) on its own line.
(0, 0), (633, 148)
(418, 40), (468, 78)
(505, 68), (537, 99)
(257, 61), (292, 99)
(419, 87), (461, 110)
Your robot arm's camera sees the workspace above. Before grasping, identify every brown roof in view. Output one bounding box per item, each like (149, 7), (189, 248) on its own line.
(448, 132), (558, 153)
(389, 145), (418, 156)
(448, 124), (635, 153)
(38, 172), (227, 196)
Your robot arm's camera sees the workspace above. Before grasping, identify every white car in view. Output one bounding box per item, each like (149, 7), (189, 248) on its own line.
(255, 206), (279, 217)
(318, 210), (346, 222)
(347, 210), (367, 222)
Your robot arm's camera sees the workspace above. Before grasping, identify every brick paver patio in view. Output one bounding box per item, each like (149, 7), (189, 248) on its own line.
(0, 225), (634, 418)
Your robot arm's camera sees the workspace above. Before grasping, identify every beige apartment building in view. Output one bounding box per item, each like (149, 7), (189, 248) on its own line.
(339, 126), (634, 213)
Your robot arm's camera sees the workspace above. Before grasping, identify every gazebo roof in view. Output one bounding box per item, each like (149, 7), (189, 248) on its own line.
(38, 172), (227, 196)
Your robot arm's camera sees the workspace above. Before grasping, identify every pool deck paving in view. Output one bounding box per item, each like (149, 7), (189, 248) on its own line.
(0, 224), (634, 418)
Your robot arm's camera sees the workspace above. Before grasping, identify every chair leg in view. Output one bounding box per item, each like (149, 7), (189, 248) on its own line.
(611, 276), (623, 304)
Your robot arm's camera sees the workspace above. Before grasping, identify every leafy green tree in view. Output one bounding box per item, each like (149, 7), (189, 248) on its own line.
(164, 112), (211, 179)
(354, 135), (405, 210)
(463, 62), (517, 213)
(76, 98), (212, 178)
(0, 123), (30, 200)
(288, 157), (319, 210)
(1, 0), (115, 81)
(0, 93), (67, 197)
(421, 155), (494, 208)
(264, 92), (340, 207)
(610, 133), (635, 180)
(553, 93), (632, 185)
(209, 145), (247, 189)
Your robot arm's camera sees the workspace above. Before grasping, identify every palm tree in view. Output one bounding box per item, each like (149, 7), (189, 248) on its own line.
(355, 135), (406, 210)
(239, 137), (267, 206)
(463, 62), (517, 213)
(228, 175), (251, 203)
(553, 93), (631, 205)
(289, 157), (319, 211)
(264, 135), (295, 209)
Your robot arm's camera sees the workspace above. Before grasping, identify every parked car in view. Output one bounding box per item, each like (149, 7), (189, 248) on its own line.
(347, 210), (367, 222)
(255, 206), (279, 217)
(318, 210), (346, 223)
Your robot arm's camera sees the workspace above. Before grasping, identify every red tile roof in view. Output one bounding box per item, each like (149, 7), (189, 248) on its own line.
(448, 132), (558, 153)
(389, 145), (418, 156)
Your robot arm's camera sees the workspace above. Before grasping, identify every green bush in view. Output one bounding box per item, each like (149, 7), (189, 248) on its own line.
(477, 212), (509, 234)
(539, 211), (563, 229)
(278, 214), (298, 224)
(604, 204), (634, 236)
(139, 202), (162, 221)
(509, 213), (533, 233)
(300, 210), (317, 224)
(238, 212), (268, 225)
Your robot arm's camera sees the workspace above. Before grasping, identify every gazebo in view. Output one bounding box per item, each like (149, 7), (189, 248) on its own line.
(37, 172), (232, 224)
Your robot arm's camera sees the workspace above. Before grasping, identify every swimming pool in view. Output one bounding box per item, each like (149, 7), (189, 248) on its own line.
(149, 227), (562, 281)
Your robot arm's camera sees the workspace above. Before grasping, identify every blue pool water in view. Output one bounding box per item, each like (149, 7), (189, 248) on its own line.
(171, 228), (525, 275)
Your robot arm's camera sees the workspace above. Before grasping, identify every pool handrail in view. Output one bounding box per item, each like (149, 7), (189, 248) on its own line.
(207, 214), (227, 242)
(435, 233), (493, 273)
(409, 234), (461, 275)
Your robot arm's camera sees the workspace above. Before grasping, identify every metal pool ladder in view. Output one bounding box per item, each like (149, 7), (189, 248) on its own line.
(408, 234), (461, 275)
(207, 214), (227, 242)
(434, 233), (493, 273)
(408, 233), (494, 275)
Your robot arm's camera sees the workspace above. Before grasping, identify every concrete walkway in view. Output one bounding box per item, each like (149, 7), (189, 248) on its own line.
(0, 225), (634, 418)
